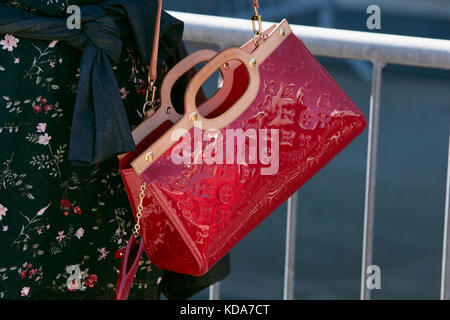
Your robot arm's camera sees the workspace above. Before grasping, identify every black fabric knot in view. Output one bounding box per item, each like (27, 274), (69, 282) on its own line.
(69, 4), (129, 165)
(80, 4), (122, 62)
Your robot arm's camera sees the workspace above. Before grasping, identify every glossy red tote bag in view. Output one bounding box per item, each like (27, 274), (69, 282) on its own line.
(119, 18), (367, 277)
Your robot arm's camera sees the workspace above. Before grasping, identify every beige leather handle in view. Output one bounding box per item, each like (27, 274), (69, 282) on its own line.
(133, 50), (217, 145)
(183, 47), (260, 130)
(157, 49), (216, 117)
(159, 49), (234, 119)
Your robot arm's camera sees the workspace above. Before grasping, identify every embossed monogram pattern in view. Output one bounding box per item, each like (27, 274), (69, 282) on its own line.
(121, 33), (366, 276)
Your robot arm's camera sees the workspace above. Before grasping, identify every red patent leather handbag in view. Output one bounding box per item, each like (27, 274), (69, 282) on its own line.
(115, 0), (366, 299)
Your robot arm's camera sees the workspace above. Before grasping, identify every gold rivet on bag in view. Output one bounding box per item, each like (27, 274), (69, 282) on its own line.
(145, 151), (154, 162)
(223, 63), (230, 70)
(279, 26), (285, 36)
(189, 112), (198, 122)
(249, 57), (257, 67)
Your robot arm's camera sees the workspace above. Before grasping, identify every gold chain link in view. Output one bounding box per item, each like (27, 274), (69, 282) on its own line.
(133, 182), (147, 239)
(142, 80), (157, 118)
(251, 5), (263, 46)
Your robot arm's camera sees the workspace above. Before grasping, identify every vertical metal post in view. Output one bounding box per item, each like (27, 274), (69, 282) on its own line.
(209, 282), (220, 300)
(318, 0), (334, 28)
(440, 133), (450, 300)
(360, 62), (384, 300)
(283, 192), (298, 300)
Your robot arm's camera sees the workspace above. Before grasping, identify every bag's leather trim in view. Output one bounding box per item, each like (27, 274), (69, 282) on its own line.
(148, 0), (163, 82)
(131, 19), (292, 175)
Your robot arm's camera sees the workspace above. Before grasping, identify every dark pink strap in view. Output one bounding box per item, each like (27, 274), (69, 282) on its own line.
(114, 235), (144, 300)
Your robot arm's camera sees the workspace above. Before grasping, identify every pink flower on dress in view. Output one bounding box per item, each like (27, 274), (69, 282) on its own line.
(44, 104), (53, 114)
(14, 57), (20, 64)
(36, 123), (47, 133)
(97, 247), (108, 261)
(28, 269), (37, 278)
(73, 206), (82, 215)
(21, 286), (30, 297)
(37, 228), (42, 235)
(0, 204), (7, 221)
(60, 198), (72, 209)
(67, 279), (78, 291)
(33, 104), (42, 114)
(48, 40), (58, 48)
(84, 274), (98, 288)
(2, 226), (8, 232)
(136, 79), (146, 95)
(0, 34), (19, 52)
(38, 133), (51, 145)
(56, 230), (66, 242)
(120, 87), (128, 100)
(75, 227), (84, 239)
(59, 58), (63, 64)
(49, 61), (55, 68)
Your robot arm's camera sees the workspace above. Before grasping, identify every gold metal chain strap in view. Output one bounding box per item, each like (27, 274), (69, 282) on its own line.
(133, 182), (147, 239)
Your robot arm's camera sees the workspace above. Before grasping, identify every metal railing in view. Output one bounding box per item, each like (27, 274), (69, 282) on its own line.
(167, 11), (450, 300)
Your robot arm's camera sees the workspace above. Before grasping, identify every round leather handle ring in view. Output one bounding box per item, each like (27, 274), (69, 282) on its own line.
(160, 49), (217, 108)
(183, 47), (260, 131)
(159, 49), (234, 118)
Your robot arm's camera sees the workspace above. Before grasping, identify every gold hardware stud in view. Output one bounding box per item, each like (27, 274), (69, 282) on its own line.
(223, 63), (230, 70)
(249, 57), (257, 68)
(189, 111), (198, 122)
(145, 151), (154, 162)
(279, 26), (285, 36)
(165, 106), (171, 114)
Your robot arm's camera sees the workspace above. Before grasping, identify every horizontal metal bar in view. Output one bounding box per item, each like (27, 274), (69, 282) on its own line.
(168, 11), (450, 70)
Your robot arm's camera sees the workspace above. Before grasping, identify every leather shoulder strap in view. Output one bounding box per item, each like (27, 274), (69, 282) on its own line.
(147, 0), (163, 84)
(148, 0), (259, 84)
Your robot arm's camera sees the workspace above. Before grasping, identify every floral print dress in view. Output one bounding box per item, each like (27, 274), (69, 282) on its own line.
(0, 28), (172, 299)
